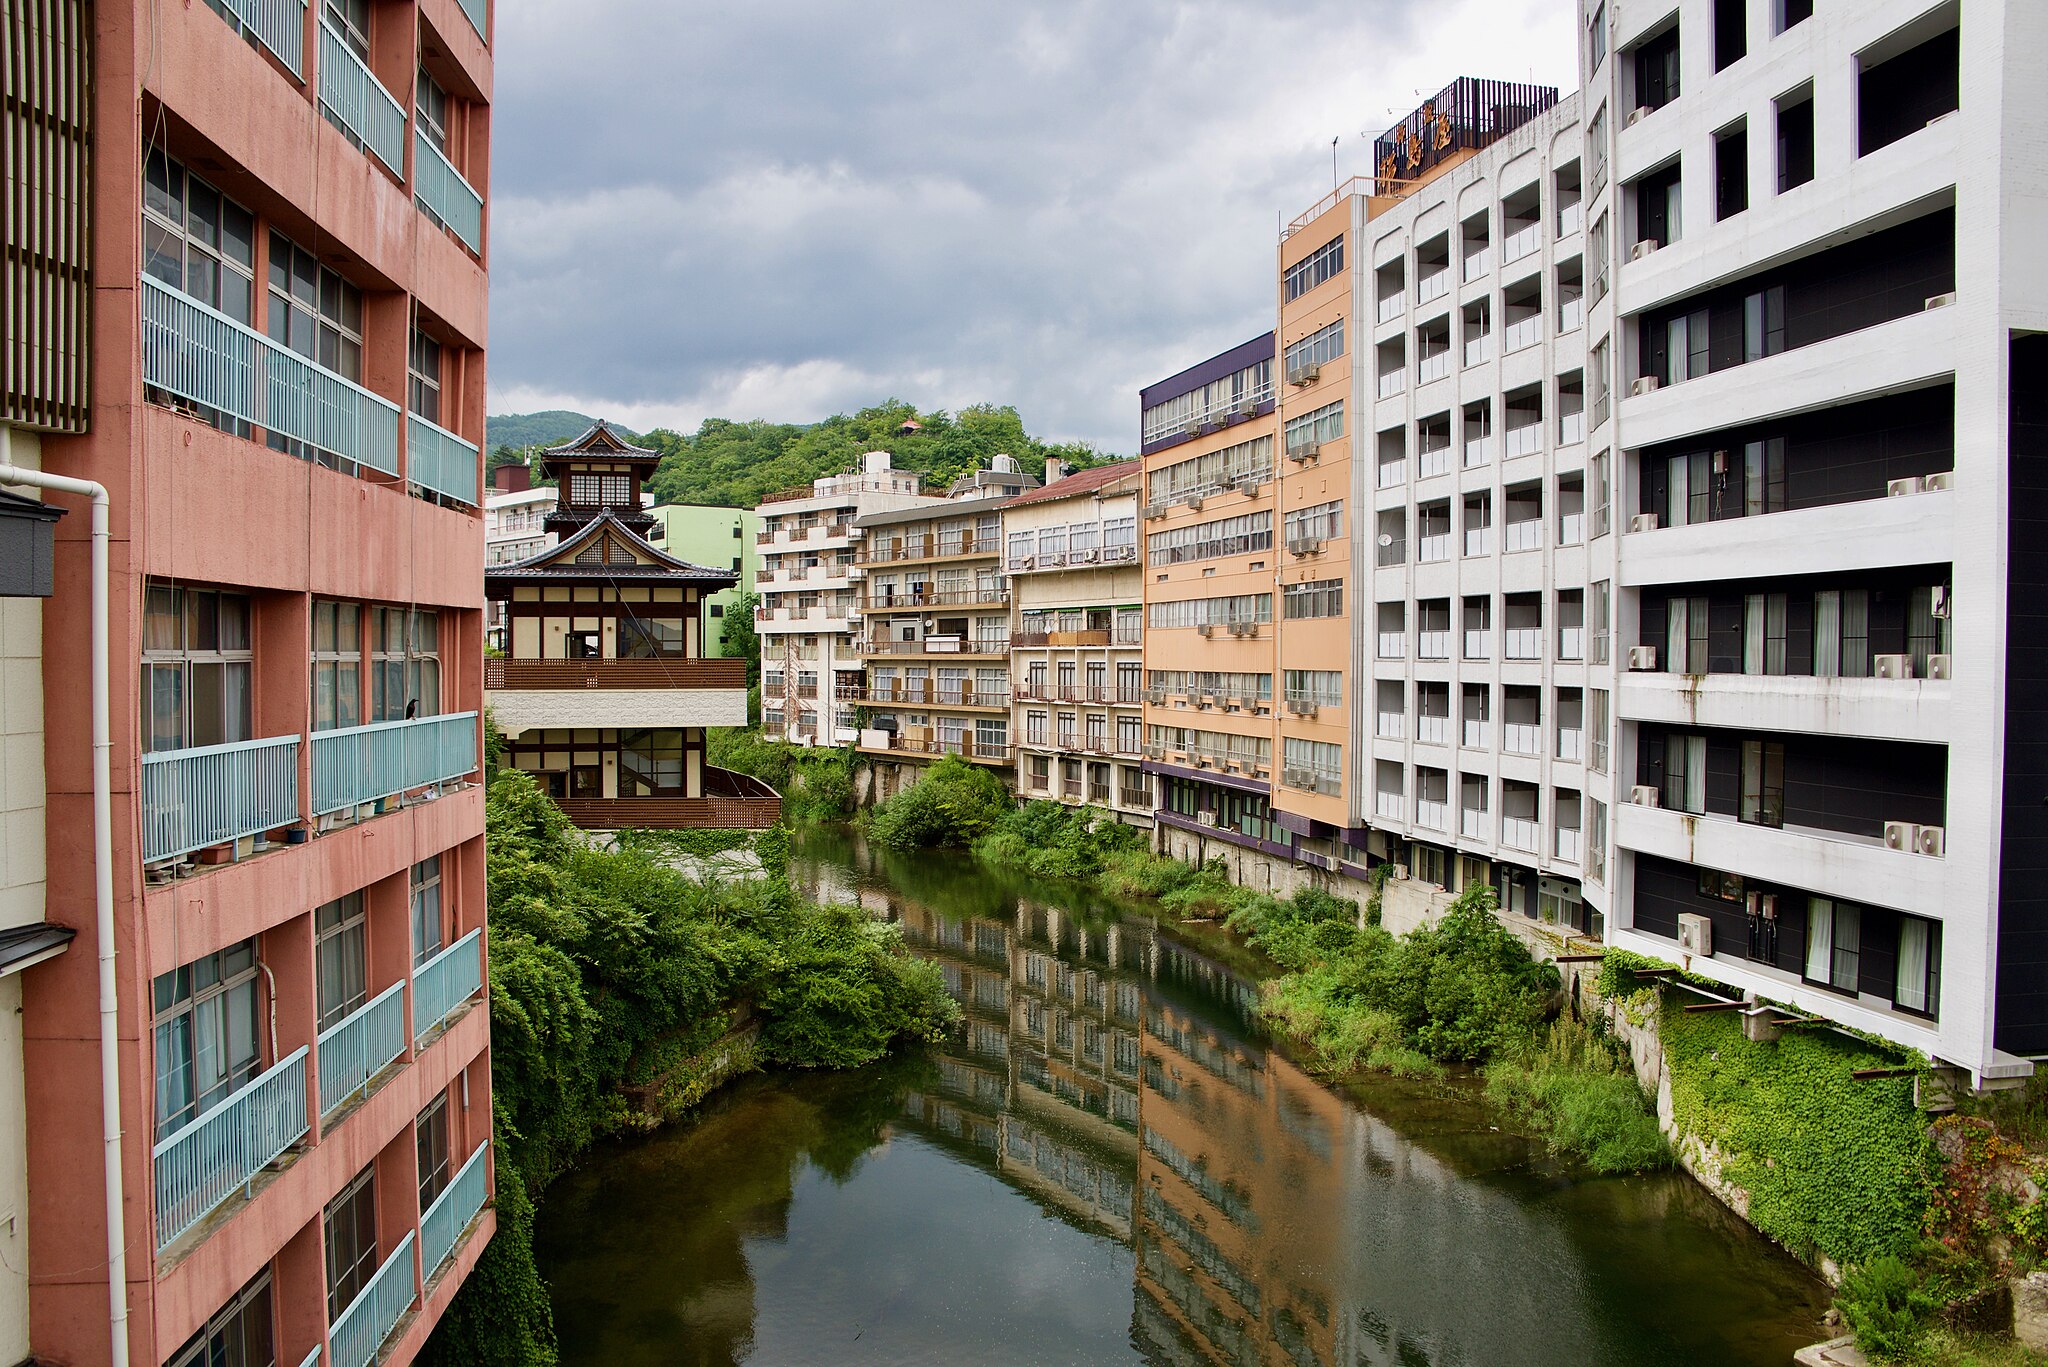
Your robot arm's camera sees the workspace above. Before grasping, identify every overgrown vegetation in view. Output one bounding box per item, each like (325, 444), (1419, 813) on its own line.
(706, 728), (860, 823)
(864, 756), (1014, 851)
(425, 772), (958, 1367)
(1486, 1013), (1669, 1173)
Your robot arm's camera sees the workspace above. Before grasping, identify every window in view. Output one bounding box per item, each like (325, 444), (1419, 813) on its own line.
(1587, 0), (1607, 72)
(1740, 739), (1785, 827)
(1776, 0), (1812, 33)
(143, 153), (256, 324)
(313, 599), (362, 731)
(1744, 284), (1786, 361)
(1147, 511), (1272, 566)
(1744, 593), (1789, 674)
(315, 893), (368, 1031)
(1147, 594), (1272, 629)
(1635, 26), (1680, 111)
(325, 0), (368, 56)
(1666, 595), (1709, 673)
(1284, 235), (1344, 301)
(1590, 580), (1611, 664)
(1284, 319), (1345, 378)
(1588, 213), (1610, 306)
(166, 1272), (274, 1367)
(1636, 162), (1682, 248)
(1805, 899), (1861, 993)
(1140, 358), (1276, 444)
(411, 855), (444, 965)
(1147, 435), (1274, 503)
(416, 66), (450, 155)
(1283, 671), (1342, 708)
(1284, 401), (1344, 455)
(325, 1167), (378, 1320)
(142, 586), (253, 752)
(1896, 915), (1941, 1017)
(1283, 738), (1343, 796)
(1284, 500), (1342, 544)
(417, 1093), (451, 1210)
(153, 938), (261, 1133)
(371, 607), (440, 720)
(1283, 579), (1343, 620)
(1713, 0), (1745, 71)
(1814, 590), (1872, 677)
(409, 329), (443, 425)
(1776, 89), (1815, 193)
(1588, 689), (1610, 774)
(1716, 122), (1748, 220)
(568, 472), (632, 506)
(1656, 732), (1708, 813)
(267, 231), (363, 383)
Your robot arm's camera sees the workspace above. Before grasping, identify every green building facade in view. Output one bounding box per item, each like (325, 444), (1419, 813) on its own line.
(648, 502), (759, 656)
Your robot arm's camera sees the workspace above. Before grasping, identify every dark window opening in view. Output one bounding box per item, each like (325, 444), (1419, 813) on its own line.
(1776, 92), (1815, 193)
(1634, 27), (1680, 112)
(1858, 23), (1960, 157)
(1716, 123), (1749, 220)
(1714, 0), (1746, 70)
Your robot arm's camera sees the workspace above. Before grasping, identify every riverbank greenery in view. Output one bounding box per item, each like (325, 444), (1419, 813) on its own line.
(1484, 1013), (1669, 1173)
(426, 772), (959, 1367)
(865, 756), (1014, 850)
(706, 727), (859, 822)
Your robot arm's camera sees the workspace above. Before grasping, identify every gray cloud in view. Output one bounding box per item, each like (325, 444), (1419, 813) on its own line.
(488, 0), (1575, 452)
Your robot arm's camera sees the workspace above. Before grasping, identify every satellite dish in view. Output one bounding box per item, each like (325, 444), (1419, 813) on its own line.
(1378, 533), (1394, 547)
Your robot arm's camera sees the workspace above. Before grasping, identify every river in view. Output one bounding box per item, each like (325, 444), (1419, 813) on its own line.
(533, 827), (1830, 1367)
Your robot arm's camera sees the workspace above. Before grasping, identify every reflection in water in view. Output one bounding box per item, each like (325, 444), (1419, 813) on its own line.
(535, 828), (1827, 1367)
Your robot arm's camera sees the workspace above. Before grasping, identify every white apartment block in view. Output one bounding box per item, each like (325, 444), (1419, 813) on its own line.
(1002, 463), (1153, 825)
(759, 451), (940, 746)
(1581, 0), (2047, 1082)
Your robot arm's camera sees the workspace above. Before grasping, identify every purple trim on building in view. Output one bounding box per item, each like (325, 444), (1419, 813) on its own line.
(1138, 333), (1276, 412)
(1271, 808), (1316, 838)
(1141, 759), (1271, 795)
(1139, 399), (1277, 458)
(1341, 825), (1373, 851)
(1155, 808), (1297, 863)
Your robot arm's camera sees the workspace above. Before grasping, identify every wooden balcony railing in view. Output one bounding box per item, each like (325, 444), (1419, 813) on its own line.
(484, 658), (748, 689)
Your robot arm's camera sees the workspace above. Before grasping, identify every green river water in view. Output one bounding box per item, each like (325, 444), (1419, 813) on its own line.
(533, 826), (1831, 1367)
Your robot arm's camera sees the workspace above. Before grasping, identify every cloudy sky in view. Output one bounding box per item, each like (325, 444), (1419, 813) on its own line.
(487, 0), (1576, 454)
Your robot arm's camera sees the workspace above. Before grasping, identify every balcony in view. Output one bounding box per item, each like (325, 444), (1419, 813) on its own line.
(1504, 628), (1541, 660)
(1614, 800), (1948, 912)
(1557, 728), (1585, 763)
(413, 929), (483, 1045)
(1502, 422), (1541, 460)
(1503, 519), (1541, 552)
(414, 130), (484, 256)
(1464, 335), (1491, 367)
(1500, 221), (1540, 264)
(1416, 268), (1450, 304)
(141, 276), (400, 478)
(1418, 351), (1451, 385)
(1375, 791), (1403, 821)
(1416, 715), (1451, 746)
(1460, 807), (1488, 839)
(140, 734), (301, 864)
(484, 658), (746, 690)
(1501, 816), (1541, 852)
(860, 733), (1012, 765)
(855, 535), (999, 567)
(1415, 799), (1446, 830)
(1502, 723), (1541, 756)
(421, 1141), (491, 1280)
(1377, 370), (1407, 399)
(859, 587), (1010, 611)
(318, 980), (407, 1116)
(329, 1231), (418, 1367)
(1377, 294), (1404, 324)
(152, 1047), (310, 1251)
(317, 20), (406, 177)
(1502, 315), (1541, 353)
(310, 712), (479, 816)
(856, 637), (1008, 657)
(1617, 488), (1954, 589)
(1418, 631), (1450, 660)
(215, 0), (305, 76)
(1618, 670), (1951, 745)
(554, 769), (784, 829)
(1376, 710), (1405, 739)
(1377, 632), (1406, 660)
(1554, 827), (1582, 863)
(408, 414), (480, 506)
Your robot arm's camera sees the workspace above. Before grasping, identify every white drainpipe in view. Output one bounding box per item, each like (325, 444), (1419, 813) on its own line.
(0, 438), (127, 1367)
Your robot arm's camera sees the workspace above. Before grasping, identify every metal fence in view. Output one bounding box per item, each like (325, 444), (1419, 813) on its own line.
(152, 1047), (310, 1250)
(317, 982), (407, 1116)
(218, 0), (307, 77)
(413, 130), (484, 255)
(328, 1231), (417, 1367)
(412, 929), (482, 1044)
(139, 734), (300, 863)
(455, 0), (486, 40)
(310, 712), (479, 816)
(420, 1142), (490, 1277)
(318, 20), (406, 176)
(140, 276), (400, 476)
(408, 413), (480, 505)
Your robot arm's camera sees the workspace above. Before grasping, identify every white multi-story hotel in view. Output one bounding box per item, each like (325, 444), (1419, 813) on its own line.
(1583, 0), (2044, 1084)
(758, 451), (940, 746)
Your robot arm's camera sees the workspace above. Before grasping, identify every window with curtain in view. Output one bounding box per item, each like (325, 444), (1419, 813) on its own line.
(1805, 898), (1861, 992)
(164, 1271), (274, 1367)
(1814, 589), (1871, 677)
(153, 939), (262, 1134)
(1740, 739), (1785, 826)
(1657, 732), (1707, 813)
(371, 607), (441, 720)
(416, 1092), (452, 1211)
(313, 599), (361, 731)
(141, 586), (254, 752)
(1895, 915), (1940, 1017)
(411, 856), (444, 966)
(1907, 586), (1953, 677)
(315, 893), (368, 1030)
(324, 1167), (378, 1319)
(1743, 593), (1788, 675)
(1666, 595), (1708, 674)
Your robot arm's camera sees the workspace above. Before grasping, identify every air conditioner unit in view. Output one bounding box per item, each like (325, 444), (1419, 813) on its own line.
(1677, 912), (1713, 958)
(1888, 476), (1925, 497)
(1747, 891), (1778, 921)
(1238, 481), (1263, 498)
(1221, 758), (1241, 771)
(1630, 376), (1661, 397)
(1388, 864), (1410, 880)
(1197, 623), (1216, 638)
(1288, 537), (1324, 557)
(1884, 820), (1918, 852)
(1288, 365), (1322, 387)
(1627, 644), (1658, 671)
(1630, 512), (1660, 533)
(1237, 399), (1260, 415)
(1925, 292), (1957, 310)
(1187, 496), (1205, 511)
(1146, 688), (1167, 704)
(1923, 471), (1953, 492)
(1018, 555), (1036, 569)
(1289, 700), (1320, 718)
(1222, 699), (1241, 712)
(1626, 105), (1654, 127)
(1283, 767), (1316, 789)
(1629, 238), (1660, 262)
(1194, 695), (1213, 708)
(1926, 653), (1952, 680)
(1145, 504), (1168, 521)
(1288, 447), (1318, 464)
(1630, 785), (1661, 807)
(1874, 653), (1914, 680)
(1917, 825), (1946, 857)
(1075, 548), (1099, 564)
(1196, 809), (1219, 827)
(1194, 755), (1212, 767)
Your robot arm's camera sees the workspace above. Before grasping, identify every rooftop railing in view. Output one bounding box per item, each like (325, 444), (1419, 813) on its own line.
(141, 275), (401, 477)
(317, 20), (406, 177)
(414, 130), (484, 255)
(421, 1141), (491, 1278)
(152, 1046), (310, 1251)
(139, 734), (300, 864)
(311, 712), (479, 815)
(328, 1231), (418, 1367)
(408, 414), (480, 506)
(413, 929), (483, 1045)
(318, 980), (407, 1116)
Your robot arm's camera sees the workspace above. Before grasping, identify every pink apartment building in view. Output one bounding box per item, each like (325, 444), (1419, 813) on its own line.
(6, 0), (497, 1363)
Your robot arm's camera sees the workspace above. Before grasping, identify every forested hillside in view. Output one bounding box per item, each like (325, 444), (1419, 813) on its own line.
(486, 401), (1113, 509)
(484, 409), (635, 452)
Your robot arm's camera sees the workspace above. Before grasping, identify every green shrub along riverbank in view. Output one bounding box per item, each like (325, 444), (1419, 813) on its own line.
(423, 772), (959, 1367)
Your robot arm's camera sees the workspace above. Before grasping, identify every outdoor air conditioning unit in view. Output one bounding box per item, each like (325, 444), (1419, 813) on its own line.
(1018, 555), (1036, 569)
(1187, 496), (1205, 511)
(1221, 758), (1241, 772)
(1630, 512), (1660, 532)
(1196, 810), (1219, 827)
(1677, 912), (1713, 958)
(1630, 785), (1661, 807)
(1145, 504), (1168, 521)
(1885, 820), (1918, 852)
(1197, 623), (1216, 638)
(1284, 767), (1315, 790)
(1747, 891), (1778, 921)
(1077, 548), (1099, 564)
(1289, 365), (1322, 387)
(1925, 292), (1957, 310)
(1194, 755), (1212, 767)
(1626, 105), (1654, 127)
(1222, 699), (1241, 712)
(1874, 653), (1914, 680)
(1289, 700), (1320, 718)
(1238, 480), (1263, 498)
(1926, 653), (1953, 679)
(1194, 695), (1213, 709)
(1918, 825), (1946, 857)
(1924, 471), (1954, 492)
(1146, 687), (1167, 704)
(1629, 238), (1660, 262)
(1627, 645), (1658, 671)
(1288, 537), (1324, 557)
(1238, 398), (1260, 415)
(1630, 376), (1661, 397)
(1888, 477), (1925, 497)
(1230, 621), (1256, 637)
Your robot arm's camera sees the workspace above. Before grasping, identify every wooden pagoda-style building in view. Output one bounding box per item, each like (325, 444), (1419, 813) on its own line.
(485, 422), (780, 827)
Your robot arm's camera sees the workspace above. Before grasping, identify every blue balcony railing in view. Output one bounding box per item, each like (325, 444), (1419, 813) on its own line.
(310, 712), (479, 816)
(139, 734), (300, 863)
(328, 1231), (417, 1367)
(317, 981), (407, 1116)
(420, 1141), (490, 1278)
(412, 928), (483, 1044)
(214, 0), (307, 78)
(317, 19), (406, 177)
(140, 275), (401, 477)
(297, 1345), (322, 1367)
(413, 130), (484, 256)
(456, 0), (487, 41)
(408, 413), (480, 506)
(152, 1046), (310, 1250)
